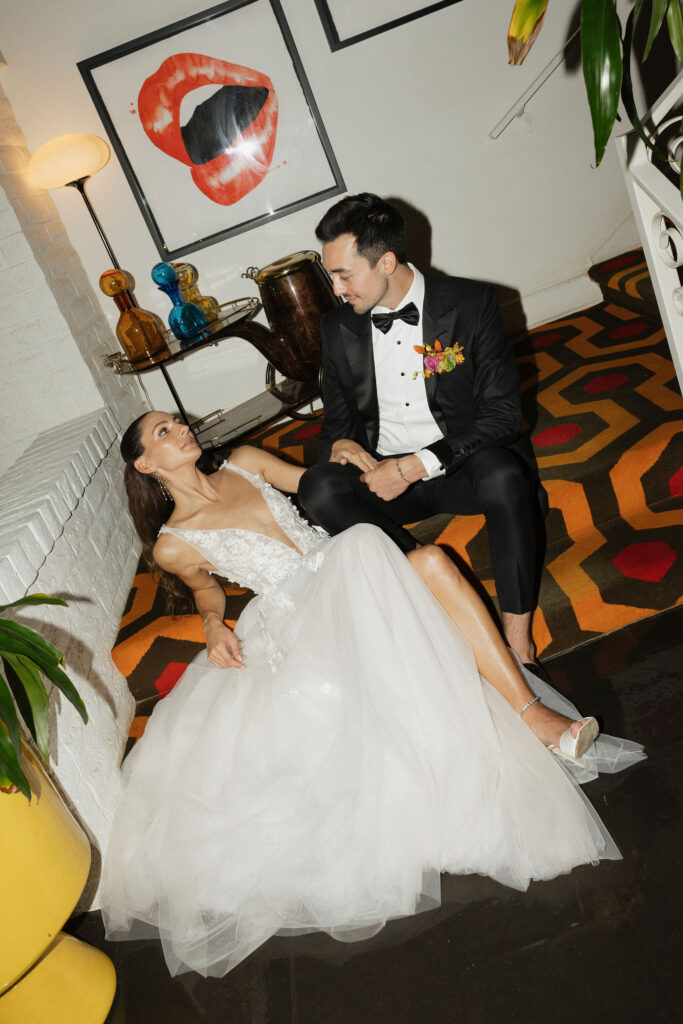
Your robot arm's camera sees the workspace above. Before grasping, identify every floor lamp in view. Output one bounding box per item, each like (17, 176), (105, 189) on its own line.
(26, 132), (121, 270)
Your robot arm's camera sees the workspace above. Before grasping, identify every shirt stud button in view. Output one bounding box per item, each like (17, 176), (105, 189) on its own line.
(405, 402), (410, 407)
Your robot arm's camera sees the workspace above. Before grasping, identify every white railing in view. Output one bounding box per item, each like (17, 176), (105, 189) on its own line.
(617, 70), (683, 392)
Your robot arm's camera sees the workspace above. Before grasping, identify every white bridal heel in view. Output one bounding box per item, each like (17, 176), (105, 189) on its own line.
(547, 717), (600, 767)
(518, 696), (600, 767)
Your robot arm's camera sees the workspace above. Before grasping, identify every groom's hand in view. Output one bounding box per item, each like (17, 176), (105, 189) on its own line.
(361, 455), (426, 501)
(330, 439), (377, 473)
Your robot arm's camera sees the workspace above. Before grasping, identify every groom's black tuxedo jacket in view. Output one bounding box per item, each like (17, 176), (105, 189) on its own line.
(317, 274), (534, 477)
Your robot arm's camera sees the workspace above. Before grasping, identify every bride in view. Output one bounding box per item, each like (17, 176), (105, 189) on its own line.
(100, 411), (645, 977)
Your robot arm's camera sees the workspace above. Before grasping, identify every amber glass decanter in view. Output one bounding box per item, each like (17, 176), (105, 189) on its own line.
(100, 269), (170, 366)
(173, 262), (220, 323)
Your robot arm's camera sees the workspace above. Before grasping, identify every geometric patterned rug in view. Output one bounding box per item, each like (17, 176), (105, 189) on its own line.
(462, 297), (683, 657)
(588, 246), (659, 319)
(238, 300), (683, 660)
(112, 252), (683, 744)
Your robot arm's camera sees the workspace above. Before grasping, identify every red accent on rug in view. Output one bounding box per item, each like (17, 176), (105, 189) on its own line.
(154, 661), (189, 697)
(583, 373), (630, 394)
(612, 542), (677, 583)
(533, 423), (582, 448)
(599, 254), (641, 274)
(294, 423), (321, 440)
(669, 466), (683, 498)
(531, 331), (564, 349)
(609, 322), (650, 340)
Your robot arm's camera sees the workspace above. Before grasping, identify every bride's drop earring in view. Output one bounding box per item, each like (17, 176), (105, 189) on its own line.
(154, 473), (173, 501)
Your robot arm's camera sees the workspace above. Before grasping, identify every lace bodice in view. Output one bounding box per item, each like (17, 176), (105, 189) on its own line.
(158, 462), (328, 595)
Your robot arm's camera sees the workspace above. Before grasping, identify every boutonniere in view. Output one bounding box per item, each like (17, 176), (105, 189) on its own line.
(413, 340), (465, 380)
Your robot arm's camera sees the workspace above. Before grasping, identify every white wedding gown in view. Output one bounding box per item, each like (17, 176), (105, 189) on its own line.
(101, 462), (645, 977)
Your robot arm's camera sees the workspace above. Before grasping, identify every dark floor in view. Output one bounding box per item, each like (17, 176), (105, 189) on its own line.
(69, 605), (683, 1024)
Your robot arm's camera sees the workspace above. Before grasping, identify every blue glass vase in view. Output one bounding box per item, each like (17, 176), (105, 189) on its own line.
(151, 262), (209, 345)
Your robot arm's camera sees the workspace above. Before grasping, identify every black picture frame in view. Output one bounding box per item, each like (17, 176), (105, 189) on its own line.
(313, 0), (464, 52)
(78, 0), (345, 259)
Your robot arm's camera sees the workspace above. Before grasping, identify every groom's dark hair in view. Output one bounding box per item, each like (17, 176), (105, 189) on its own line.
(315, 193), (407, 266)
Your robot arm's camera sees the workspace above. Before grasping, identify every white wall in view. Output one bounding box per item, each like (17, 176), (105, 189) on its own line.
(0, 0), (640, 423)
(0, 79), (144, 475)
(0, 178), (103, 476)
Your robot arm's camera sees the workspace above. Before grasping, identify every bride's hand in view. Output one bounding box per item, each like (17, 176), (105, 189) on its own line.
(205, 619), (245, 669)
(330, 439), (377, 473)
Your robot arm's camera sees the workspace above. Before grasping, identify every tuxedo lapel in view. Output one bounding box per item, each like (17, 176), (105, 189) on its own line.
(340, 316), (380, 449)
(337, 278), (460, 451)
(421, 278), (459, 429)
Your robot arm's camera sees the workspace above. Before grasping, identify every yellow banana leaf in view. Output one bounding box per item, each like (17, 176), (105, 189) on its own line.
(508, 0), (550, 64)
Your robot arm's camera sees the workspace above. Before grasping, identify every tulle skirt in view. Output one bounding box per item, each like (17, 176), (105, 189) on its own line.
(100, 524), (645, 976)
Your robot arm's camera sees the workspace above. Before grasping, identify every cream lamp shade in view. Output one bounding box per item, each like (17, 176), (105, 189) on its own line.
(27, 133), (110, 189)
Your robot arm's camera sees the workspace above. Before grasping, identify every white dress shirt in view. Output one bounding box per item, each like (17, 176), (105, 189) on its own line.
(371, 265), (445, 479)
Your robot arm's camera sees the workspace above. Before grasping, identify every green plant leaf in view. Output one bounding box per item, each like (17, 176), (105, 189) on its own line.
(0, 630), (60, 669)
(2, 655), (35, 735)
(666, 0), (683, 61)
(509, 0), (549, 37)
(0, 672), (22, 757)
(0, 630), (87, 724)
(645, 0), (670, 58)
(581, 0), (623, 165)
(0, 593), (68, 614)
(0, 727), (30, 800)
(0, 592), (85, 800)
(0, 619), (63, 666)
(40, 659), (88, 725)
(2, 653), (50, 763)
(622, 0), (668, 160)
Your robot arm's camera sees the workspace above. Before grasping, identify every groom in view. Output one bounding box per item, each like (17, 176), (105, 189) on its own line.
(297, 193), (549, 677)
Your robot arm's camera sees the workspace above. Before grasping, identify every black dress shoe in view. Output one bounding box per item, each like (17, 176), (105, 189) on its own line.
(523, 660), (552, 685)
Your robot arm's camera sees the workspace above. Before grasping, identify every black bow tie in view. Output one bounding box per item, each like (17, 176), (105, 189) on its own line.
(371, 301), (420, 334)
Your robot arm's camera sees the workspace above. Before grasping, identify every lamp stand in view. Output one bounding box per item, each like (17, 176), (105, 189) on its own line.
(66, 177), (120, 270)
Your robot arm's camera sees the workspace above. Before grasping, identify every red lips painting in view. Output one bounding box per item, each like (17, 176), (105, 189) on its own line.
(138, 52), (278, 206)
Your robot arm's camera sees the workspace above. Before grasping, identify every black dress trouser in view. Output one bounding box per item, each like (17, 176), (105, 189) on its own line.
(298, 446), (546, 615)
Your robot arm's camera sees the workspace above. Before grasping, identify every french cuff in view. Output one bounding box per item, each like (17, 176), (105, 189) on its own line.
(416, 448), (445, 480)
(425, 437), (452, 471)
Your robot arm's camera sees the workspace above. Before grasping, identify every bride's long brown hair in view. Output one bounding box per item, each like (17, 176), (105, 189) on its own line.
(120, 413), (192, 608)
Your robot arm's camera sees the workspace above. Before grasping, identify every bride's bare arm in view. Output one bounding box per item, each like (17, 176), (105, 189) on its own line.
(154, 534), (244, 670)
(228, 445), (305, 493)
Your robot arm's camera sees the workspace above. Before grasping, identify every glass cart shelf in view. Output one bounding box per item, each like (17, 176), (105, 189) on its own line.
(102, 297), (320, 450)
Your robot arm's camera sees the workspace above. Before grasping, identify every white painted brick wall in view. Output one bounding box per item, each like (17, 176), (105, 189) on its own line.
(0, 409), (138, 907)
(0, 80), (144, 478)
(0, 184), (103, 476)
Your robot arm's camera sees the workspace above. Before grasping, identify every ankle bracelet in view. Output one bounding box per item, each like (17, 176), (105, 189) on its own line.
(518, 696), (541, 717)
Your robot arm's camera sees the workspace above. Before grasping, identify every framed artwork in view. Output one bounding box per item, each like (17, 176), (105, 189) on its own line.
(314, 0), (464, 51)
(78, 0), (345, 259)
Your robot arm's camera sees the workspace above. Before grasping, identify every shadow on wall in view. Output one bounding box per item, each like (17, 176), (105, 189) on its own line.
(387, 195), (526, 336)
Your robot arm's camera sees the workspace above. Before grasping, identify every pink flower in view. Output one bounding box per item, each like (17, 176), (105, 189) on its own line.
(424, 354), (440, 372)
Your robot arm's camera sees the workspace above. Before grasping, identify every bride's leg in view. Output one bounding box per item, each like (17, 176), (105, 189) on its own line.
(406, 545), (587, 748)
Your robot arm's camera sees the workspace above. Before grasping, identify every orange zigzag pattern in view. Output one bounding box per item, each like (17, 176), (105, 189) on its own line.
(543, 479), (657, 633)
